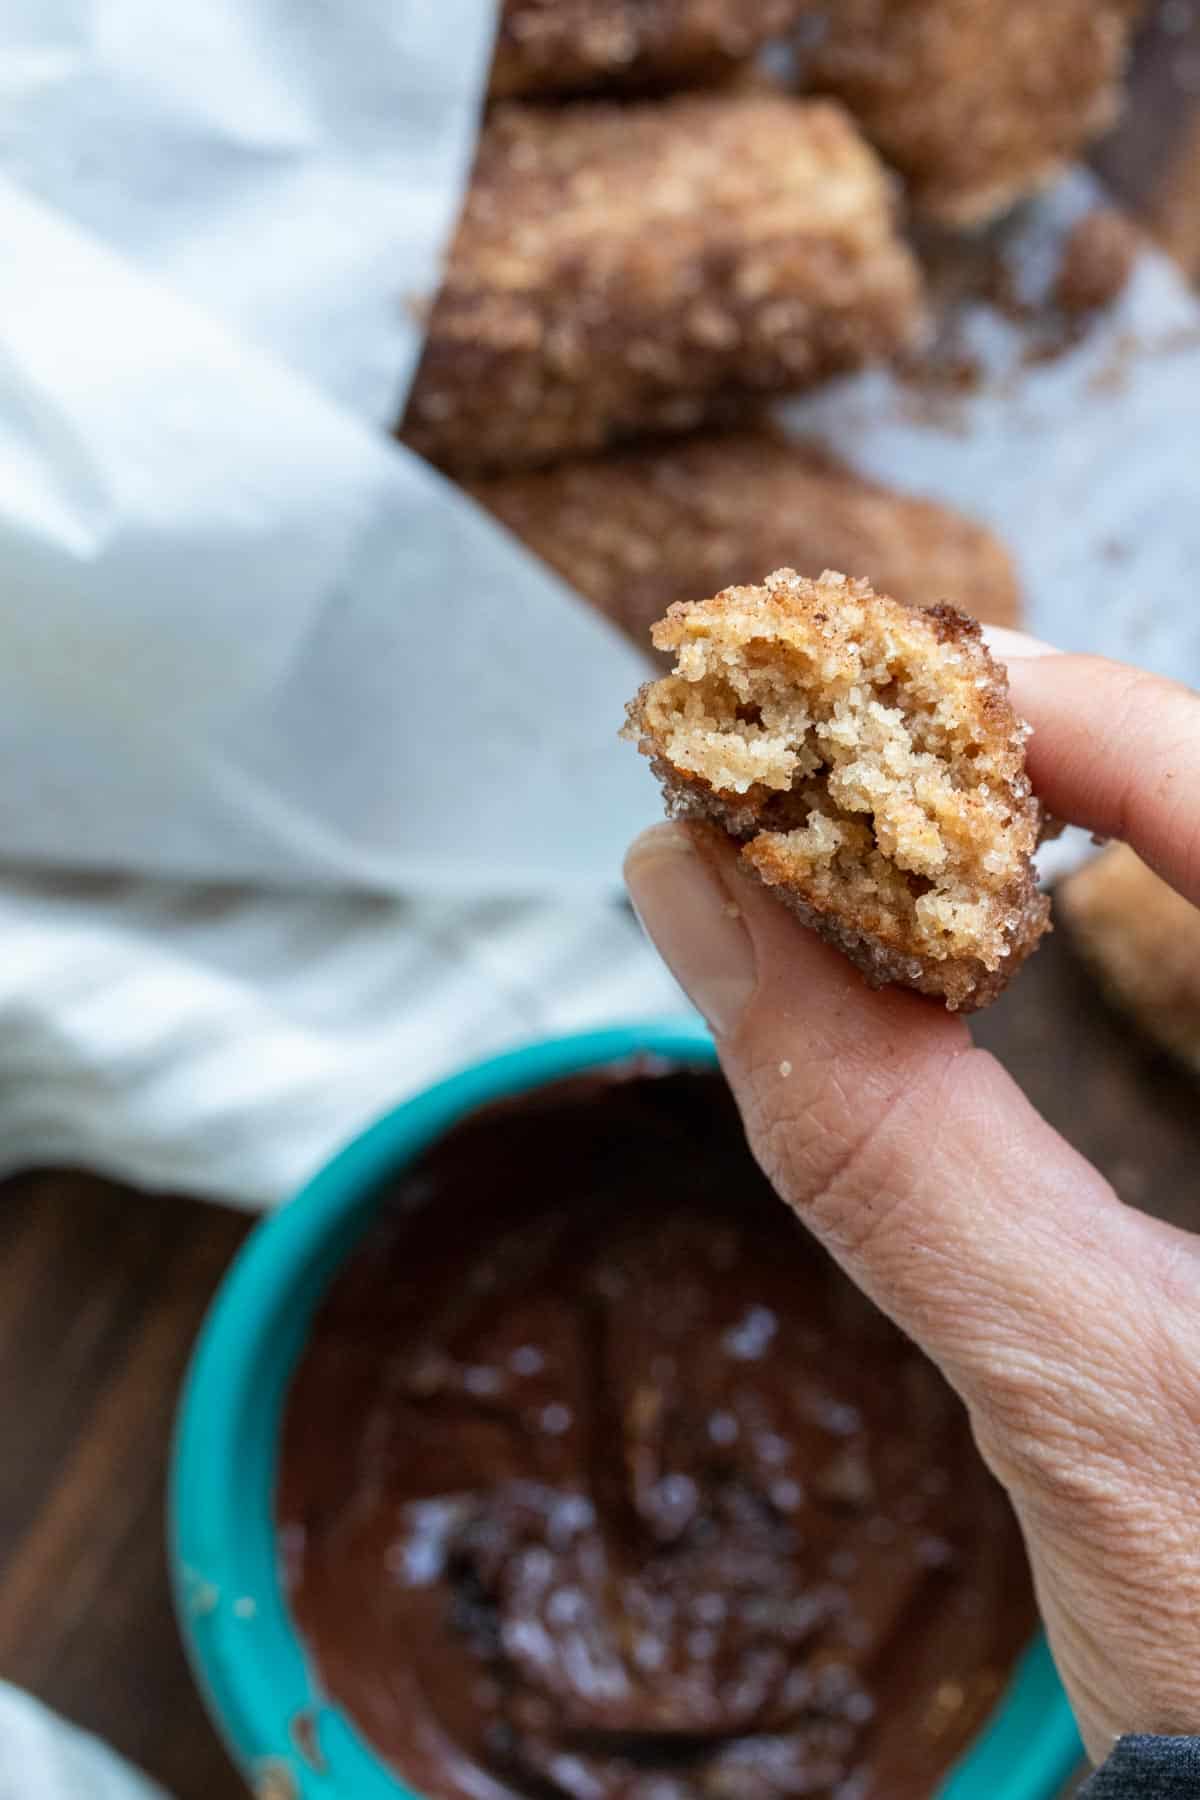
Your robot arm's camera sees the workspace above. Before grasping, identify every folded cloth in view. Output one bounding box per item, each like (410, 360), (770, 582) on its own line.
(0, 1682), (168, 1800)
(0, 869), (685, 1209)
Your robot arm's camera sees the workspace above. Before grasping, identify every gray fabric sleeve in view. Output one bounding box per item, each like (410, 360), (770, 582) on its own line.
(1079, 1736), (1200, 1795)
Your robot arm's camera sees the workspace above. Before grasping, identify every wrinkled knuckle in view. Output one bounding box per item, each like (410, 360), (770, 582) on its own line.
(973, 1383), (1116, 1510)
(736, 1056), (787, 1182)
(969, 1333), (1166, 1529)
(754, 1102), (808, 1203)
(755, 1087), (845, 1210)
(808, 1154), (904, 1262)
(806, 1066), (957, 1259)
(739, 1049), (870, 1229)
(1140, 1274), (1200, 1462)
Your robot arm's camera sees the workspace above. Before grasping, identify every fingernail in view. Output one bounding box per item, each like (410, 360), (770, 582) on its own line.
(981, 625), (1061, 662)
(624, 823), (757, 1037)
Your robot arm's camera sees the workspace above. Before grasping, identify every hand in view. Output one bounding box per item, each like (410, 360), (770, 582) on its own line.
(624, 634), (1200, 1765)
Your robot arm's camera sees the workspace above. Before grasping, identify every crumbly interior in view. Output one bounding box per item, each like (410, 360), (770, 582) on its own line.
(626, 569), (1046, 1008)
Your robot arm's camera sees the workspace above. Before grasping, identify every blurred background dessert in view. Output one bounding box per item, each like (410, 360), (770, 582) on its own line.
(467, 427), (1021, 651)
(489, 0), (810, 97)
(402, 91), (923, 471)
(1059, 843), (1200, 1075)
(800, 0), (1148, 224)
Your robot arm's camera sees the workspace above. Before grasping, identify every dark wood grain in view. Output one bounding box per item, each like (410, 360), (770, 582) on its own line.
(0, 1174), (250, 1800)
(0, 9), (1196, 1798)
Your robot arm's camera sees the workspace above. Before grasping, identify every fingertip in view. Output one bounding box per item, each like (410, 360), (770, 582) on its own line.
(994, 652), (1200, 903)
(981, 624), (1062, 664)
(623, 820), (694, 882)
(623, 819), (758, 1039)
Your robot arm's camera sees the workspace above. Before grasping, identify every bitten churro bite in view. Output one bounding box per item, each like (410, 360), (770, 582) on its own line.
(624, 569), (1049, 1010)
(1059, 844), (1200, 1074)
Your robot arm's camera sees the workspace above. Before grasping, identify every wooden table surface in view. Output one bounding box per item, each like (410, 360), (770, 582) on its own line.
(2, 8), (1199, 1797)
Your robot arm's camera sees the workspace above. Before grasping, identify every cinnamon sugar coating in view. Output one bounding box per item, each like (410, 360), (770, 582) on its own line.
(490, 0), (807, 98)
(467, 429), (1020, 649)
(624, 569), (1049, 1010)
(403, 94), (924, 472)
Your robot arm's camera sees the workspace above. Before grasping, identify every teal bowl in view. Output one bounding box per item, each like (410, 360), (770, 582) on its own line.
(170, 1020), (1082, 1800)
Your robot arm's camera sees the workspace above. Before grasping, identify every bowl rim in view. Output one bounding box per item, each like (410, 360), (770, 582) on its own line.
(170, 1017), (1082, 1800)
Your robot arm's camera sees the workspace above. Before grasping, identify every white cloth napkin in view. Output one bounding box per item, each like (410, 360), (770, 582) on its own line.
(0, 1684), (167, 1800)
(0, 865), (682, 1207)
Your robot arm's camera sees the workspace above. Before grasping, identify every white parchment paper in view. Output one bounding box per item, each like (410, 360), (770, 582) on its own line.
(0, 173), (657, 895)
(1, 0), (495, 420)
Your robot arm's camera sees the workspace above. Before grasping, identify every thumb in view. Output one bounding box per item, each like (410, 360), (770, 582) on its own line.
(625, 819), (1200, 1759)
(623, 820), (1176, 1450)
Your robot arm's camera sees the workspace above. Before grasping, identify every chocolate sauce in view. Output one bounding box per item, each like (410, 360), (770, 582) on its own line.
(278, 1066), (1036, 1799)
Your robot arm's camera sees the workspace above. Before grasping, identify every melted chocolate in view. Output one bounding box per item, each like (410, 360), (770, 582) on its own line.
(278, 1066), (1036, 1799)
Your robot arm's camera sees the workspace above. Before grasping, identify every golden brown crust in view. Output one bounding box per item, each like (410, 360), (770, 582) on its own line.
(623, 569), (1049, 1010)
(403, 94), (924, 473)
(1058, 844), (1200, 1072)
(804, 0), (1146, 226)
(465, 428), (1021, 649)
(489, 0), (806, 98)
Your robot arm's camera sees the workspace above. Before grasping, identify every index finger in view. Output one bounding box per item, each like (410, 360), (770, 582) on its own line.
(990, 637), (1200, 907)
